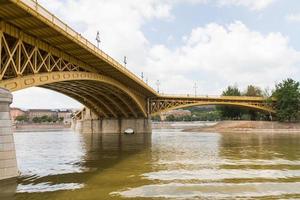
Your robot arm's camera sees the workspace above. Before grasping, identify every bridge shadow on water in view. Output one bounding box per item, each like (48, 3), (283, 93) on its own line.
(2, 131), (152, 200)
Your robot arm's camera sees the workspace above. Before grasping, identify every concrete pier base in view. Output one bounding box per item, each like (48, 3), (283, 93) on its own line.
(75, 118), (152, 134)
(0, 88), (18, 181)
(74, 107), (152, 134)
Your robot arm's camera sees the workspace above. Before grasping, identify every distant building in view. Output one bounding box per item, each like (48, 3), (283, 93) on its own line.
(27, 109), (58, 121)
(57, 109), (73, 124)
(10, 107), (26, 121)
(10, 108), (75, 123)
(160, 109), (192, 121)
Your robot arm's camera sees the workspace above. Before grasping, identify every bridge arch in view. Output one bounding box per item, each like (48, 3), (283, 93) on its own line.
(150, 101), (276, 116)
(0, 71), (147, 118)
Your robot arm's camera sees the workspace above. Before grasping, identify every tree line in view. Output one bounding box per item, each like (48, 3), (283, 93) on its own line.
(219, 78), (300, 122)
(154, 78), (300, 122)
(15, 115), (64, 123)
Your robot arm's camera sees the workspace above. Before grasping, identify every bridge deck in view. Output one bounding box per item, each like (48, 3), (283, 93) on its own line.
(0, 0), (156, 96)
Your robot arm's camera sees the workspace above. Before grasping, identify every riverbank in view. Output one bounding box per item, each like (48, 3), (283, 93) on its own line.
(14, 124), (71, 132)
(152, 121), (217, 129)
(184, 120), (300, 133)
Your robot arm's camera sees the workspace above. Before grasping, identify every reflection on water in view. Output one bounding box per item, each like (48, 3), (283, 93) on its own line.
(2, 130), (300, 199)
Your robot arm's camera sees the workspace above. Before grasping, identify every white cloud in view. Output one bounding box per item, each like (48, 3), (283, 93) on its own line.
(218, 0), (275, 10)
(144, 21), (300, 94)
(286, 13), (300, 22)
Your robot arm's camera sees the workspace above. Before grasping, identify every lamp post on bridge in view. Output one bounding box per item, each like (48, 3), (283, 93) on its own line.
(123, 56), (127, 67)
(141, 72), (144, 81)
(193, 82), (198, 97)
(96, 31), (101, 48)
(156, 80), (160, 93)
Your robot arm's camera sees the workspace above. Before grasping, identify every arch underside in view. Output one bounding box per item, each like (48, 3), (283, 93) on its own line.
(40, 81), (144, 118)
(152, 101), (275, 116)
(0, 72), (147, 118)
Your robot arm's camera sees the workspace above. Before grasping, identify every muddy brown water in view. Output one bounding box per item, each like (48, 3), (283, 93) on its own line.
(1, 129), (300, 199)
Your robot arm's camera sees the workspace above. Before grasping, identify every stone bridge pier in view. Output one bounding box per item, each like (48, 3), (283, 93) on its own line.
(74, 108), (152, 134)
(0, 88), (18, 181)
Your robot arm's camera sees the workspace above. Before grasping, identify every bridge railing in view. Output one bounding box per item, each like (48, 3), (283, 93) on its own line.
(17, 0), (156, 93)
(158, 94), (269, 101)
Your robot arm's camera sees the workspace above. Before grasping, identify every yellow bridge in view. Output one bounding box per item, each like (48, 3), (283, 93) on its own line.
(0, 0), (276, 120)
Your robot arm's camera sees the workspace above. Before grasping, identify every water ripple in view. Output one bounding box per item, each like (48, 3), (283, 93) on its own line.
(142, 169), (300, 181)
(113, 182), (300, 199)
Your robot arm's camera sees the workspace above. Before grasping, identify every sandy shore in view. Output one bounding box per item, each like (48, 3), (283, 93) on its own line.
(184, 121), (300, 133)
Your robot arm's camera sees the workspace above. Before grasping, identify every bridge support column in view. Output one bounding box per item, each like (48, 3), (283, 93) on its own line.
(73, 108), (152, 134)
(0, 88), (18, 181)
(75, 118), (152, 134)
(120, 118), (152, 134)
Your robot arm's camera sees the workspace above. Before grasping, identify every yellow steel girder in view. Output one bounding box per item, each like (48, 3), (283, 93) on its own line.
(71, 81), (130, 118)
(0, 71), (147, 118)
(150, 100), (275, 116)
(42, 84), (112, 118)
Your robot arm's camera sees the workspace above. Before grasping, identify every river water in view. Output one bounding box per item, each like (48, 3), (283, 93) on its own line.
(2, 129), (300, 199)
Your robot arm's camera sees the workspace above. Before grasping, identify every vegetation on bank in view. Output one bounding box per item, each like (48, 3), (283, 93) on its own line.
(218, 79), (300, 122)
(154, 78), (300, 122)
(217, 85), (268, 121)
(273, 79), (300, 122)
(15, 115), (64, 123)
(166, 109), (221, 122)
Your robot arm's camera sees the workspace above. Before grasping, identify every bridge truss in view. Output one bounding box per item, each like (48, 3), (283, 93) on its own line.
(149, 96), (276, 116)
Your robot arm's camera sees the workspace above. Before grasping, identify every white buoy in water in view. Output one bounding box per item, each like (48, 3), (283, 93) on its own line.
(124, 128), (134, 134)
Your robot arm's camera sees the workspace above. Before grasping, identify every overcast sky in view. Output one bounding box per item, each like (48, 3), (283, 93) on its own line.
(11, 0), (300, 109)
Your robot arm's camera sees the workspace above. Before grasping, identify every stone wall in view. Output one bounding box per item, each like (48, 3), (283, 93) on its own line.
(0, 88), (18, 181)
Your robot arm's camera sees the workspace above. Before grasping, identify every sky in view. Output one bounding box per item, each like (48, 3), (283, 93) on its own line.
(11, 0), (300, 109)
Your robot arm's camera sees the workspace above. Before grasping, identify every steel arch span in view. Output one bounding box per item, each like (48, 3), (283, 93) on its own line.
(149, 97), (276, 116)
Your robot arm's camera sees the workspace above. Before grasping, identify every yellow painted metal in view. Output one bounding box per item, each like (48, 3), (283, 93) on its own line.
(150, 98), (275, 116)
(0, 71), (147, 117)
(6, 0), (157, 96)
(69, 81), (129, 118)
(45, 84), (110, 118)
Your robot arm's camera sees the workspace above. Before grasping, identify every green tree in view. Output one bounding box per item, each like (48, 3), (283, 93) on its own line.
(166, 115), (175, 121)
(272, 79), (300, 122)
(244, 85), (263, 120)
(32, 117), (42, 123)
(59, 117), (64, 122)
(218, 86), (243, 119)
(151, 115), (161, 121)
(244, 85), (262, 97)
(15, 115), (29, 122)
(41, 115), (50, 122)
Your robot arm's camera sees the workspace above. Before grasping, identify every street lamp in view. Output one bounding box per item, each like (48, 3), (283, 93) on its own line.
(156, 80), (160, 93)
(96, 31), (101, 48)
(193, 82), (198, 97)
(141, 72), (144, 80)
(123, 56), (127, 67)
